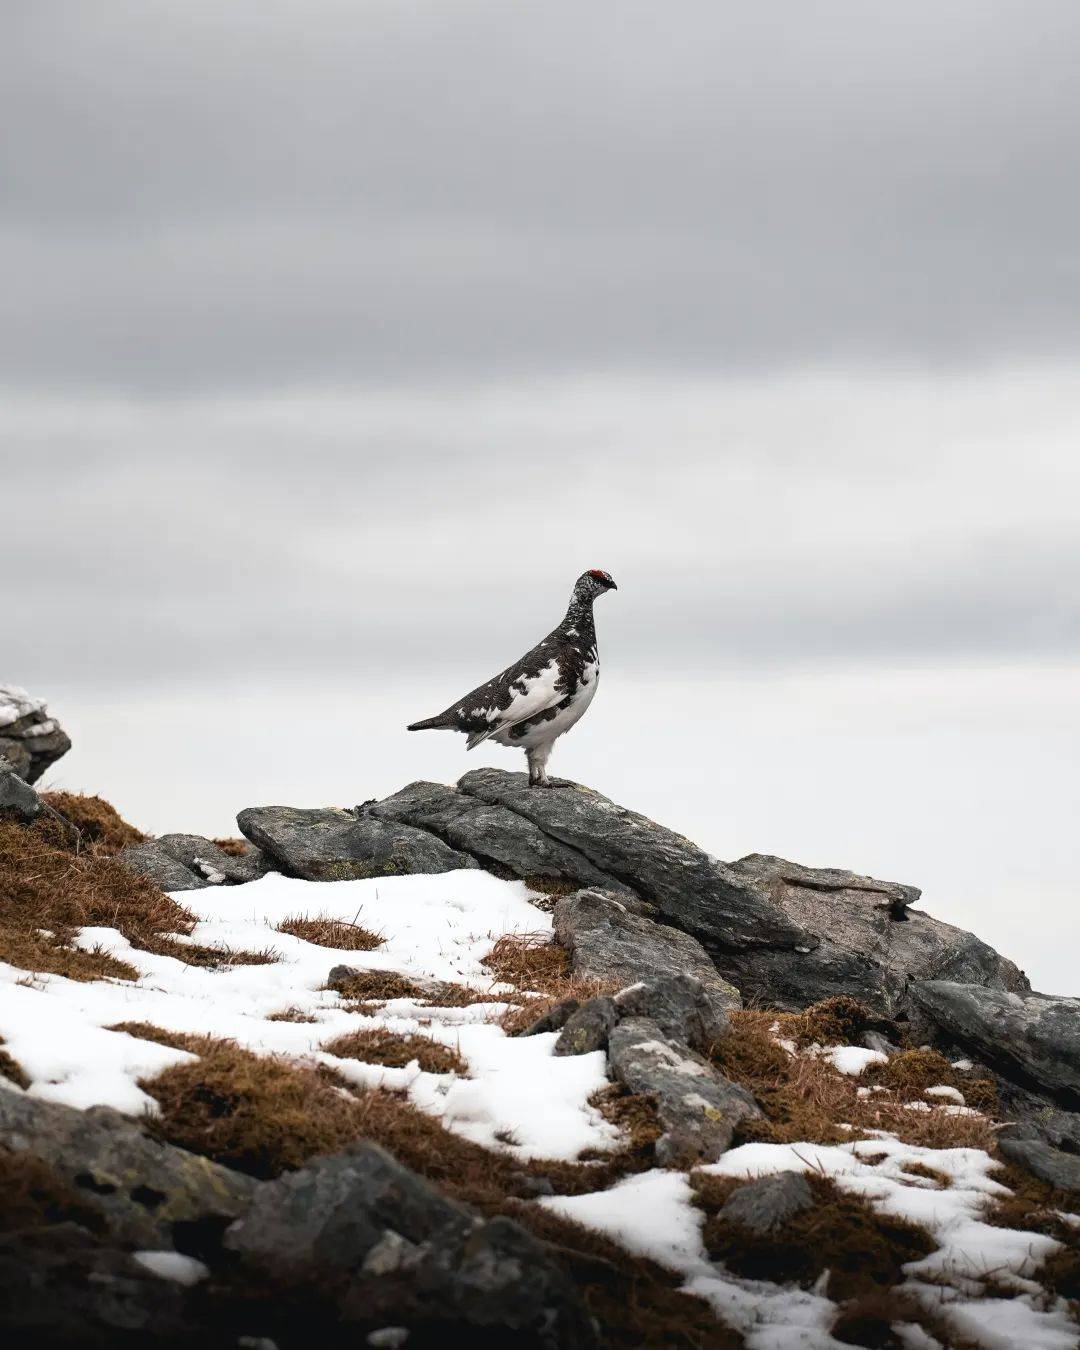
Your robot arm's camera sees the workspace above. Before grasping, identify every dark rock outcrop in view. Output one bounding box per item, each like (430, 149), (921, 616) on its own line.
(614, 972), (732, 1051)
(606, 1017), (761, 1166)
(997, 1135), (1080, 1194)
(121, 833), (271, 890)
(459, 769), (808, 951)
(0, 1091), (256, 1252)
(714, 855), (1030, 1017)
(225, 1142), (592, 1345)
(554, 888), (742, 1013)
(237, 804), (476, 882)
(553, 996), (620, 1056)
(369, 779), (635, 894)
(718, 1173), (815, 1235)
(0, 685), (71, 785)
(910, 981), (1080, 1107)
(0, 758), (42, 821)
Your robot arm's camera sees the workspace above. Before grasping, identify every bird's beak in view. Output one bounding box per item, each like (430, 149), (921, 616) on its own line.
(609, 580), (618, 591)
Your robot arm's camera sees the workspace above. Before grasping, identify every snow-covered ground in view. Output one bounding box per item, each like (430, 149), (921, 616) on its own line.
(0, 866), (1076, 1347)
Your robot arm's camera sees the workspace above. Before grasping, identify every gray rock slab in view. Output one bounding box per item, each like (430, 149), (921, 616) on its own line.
(459, 768), (808, 952)
(554, 888), (741, 1014)
(518, 998), (581, 1036)
(0, 1091), (256, 1252)
(607, 1016), (762, 1167)
(226, 1143), (591, 1344)
(237, 804), (476, 882)
(0, 685), (72, 785)
(614, 973), (732, 1051)
(911, 981), (1080, 1107)
(997, 1135), (1080, 1194)
(716, 855), (1030, 1017)
(719, 1173), (815, 1234)
(0, 761), (42, 821)
(554, 996), (619, 1056)
(155, 833), (270, 885)
(118, 840), (208, 891)
(369, 779), (635, 894)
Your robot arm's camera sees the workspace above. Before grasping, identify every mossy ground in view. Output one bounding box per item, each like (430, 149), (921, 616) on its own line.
(321, 1027), (468, 1075)
(275, 913), (384, 951)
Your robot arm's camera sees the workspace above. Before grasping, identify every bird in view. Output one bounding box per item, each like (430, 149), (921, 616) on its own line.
(407, 569), (617, 787)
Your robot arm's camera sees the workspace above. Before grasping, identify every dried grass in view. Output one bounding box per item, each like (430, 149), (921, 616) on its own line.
(0, 1037), (29, 1090)
(39, 791), (145, 854)
(211, 837), (250, 857)
(276, 914), (384, 951)
(322, 1028), (467, 1076)
(864, 1048), (999, 1112)
(265, 1007), (318, 1024)
(481, 931), (571, 992)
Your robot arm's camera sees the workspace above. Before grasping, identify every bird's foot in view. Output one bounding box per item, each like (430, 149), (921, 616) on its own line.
(528, 773), (552, 789)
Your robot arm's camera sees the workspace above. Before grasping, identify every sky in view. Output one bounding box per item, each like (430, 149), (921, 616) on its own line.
(3, 2), (1078, 993)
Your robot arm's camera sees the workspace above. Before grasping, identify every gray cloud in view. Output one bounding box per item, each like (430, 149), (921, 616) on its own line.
(4, 3), (1080, 390)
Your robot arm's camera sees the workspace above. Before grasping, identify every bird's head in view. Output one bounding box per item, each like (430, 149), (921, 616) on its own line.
(574, 568), (618, 602)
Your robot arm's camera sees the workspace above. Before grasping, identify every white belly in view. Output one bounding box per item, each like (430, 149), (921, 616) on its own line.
(493, 663), (599, 750)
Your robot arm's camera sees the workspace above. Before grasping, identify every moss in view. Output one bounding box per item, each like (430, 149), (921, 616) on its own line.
(276, 914), (384, 951)
(40, 791), (145, 854)
(265, 1007), (318, 1024)
(481, 931), (571, 992)
(322, 1028), (467, 1076)
(864, 1048), (999, 1112)
(329, 969), (430, 1002)
(582, 1085), (662, 1166)
(789, 996), (876, 1048)
(140, 935), (280, 969)
(692, 1172), (935, 1301)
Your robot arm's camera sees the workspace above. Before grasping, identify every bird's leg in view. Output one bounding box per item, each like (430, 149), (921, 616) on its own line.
(526, 744), (552, 788)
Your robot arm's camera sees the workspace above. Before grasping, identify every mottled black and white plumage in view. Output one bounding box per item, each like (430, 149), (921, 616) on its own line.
(407, 570), (617, 787)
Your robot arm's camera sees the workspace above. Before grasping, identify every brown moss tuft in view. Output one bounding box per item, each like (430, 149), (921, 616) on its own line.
(0, 1037), (30, 1090)
(40, 791), (145, 854)
(276, 914), (384, 951)
(106, 1021), (204, 1052)
(830, 1289), (983, 1350)
(322, 1028), (467, 1076)
(1042, 1243), (1080, 1303)
(712, 1010), (997, 1151)
(140, 935), (280, 969)
(265, 1006), (318, 1024)
(789, 995), (876, 1048)
(0, 1147), (107, 1236)
(482, 931), (570, 993)
(864, 1048), (999, 1112)
(0, 810), (195, 982)
(692, 1171), (934, 1302)
(584, 1085), (662, 1166)
(330, 969), (429, 1002)
(211, 837), (250, 857)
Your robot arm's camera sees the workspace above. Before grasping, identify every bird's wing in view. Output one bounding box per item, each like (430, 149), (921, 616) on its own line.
(464, 657), (565, 750)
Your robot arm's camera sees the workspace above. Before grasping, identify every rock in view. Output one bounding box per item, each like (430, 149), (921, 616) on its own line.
(554, 889), (741, 1014)
(155, 833), (270, 885)
(0, 1091), (256, 1253)
(0, 684), (72, 784)
(0, 1224), (192, 1348)
(910, 982), (1080, 1107)
(719, 1173), (815, 1234)
(237, 804), (476, 882)
(996, 1135), (1080, 1194)
(606, 1017), (762, 1167)
(614, 973), (732, 1051)
(369, 779), (635, 895)
(459, 769), (809, 952)
(518, 999), (581, 1036)
(226, 1143), (591, 1345)
(118, 840), (210, 891)
(0, 758), (42, 821)
(554, 996), (619, 1055)
(862, 1030), (899, 1056)
(715, 855), (1030, 1017)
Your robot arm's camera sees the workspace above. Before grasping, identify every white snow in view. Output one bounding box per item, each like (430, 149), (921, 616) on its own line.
(133, 1251), (209, 1285)
(818, 1044), (888, 1076)
(0, 684), (48, 729)
(0, 869), (616, 1159)
(925, 1084), (966, 1105)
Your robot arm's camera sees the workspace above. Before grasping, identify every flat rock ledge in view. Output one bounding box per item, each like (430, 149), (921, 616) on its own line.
(0, 684), (71, 785)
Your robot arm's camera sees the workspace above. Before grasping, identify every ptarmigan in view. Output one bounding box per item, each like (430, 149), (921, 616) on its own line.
(407, 569), (617, 787)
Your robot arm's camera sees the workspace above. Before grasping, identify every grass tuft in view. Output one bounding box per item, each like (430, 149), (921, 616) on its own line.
(482, 931), (571, 992)
(322, 1028), (467, 1075)
(276, 914), (384, 951)
(40, 791), (145, 854)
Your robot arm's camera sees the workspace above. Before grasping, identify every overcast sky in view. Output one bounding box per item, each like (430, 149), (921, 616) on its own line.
(4, 3), (1078, 993)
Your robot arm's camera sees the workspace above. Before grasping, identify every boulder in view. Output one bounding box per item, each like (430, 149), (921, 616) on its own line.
(368, 779), (635, 894)
(718, 1173), (815, 1235)
(0, 1091), (256, 1253)
(518, 999), (581, 1036)
(237, 804), (476, 882)
(0, 758), (42, 822)
(606, 1017), (761, 1167)
(459, 769), (808, 951)
(713, 855), (1030, 1017)
(910, 982), (1080, 1107)
(118, 840), (211, 891)
(226, 1142), (591, 1345)
(614, 972), (732, 1051)
(0, 684), (71, 784)
(155, 833), (270, 886)
(554, 889), (741, 1013)
(997, 1135), (1080, 1194)
(554, 996), (619, 1056)
(0, 1225), (192, 1348)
